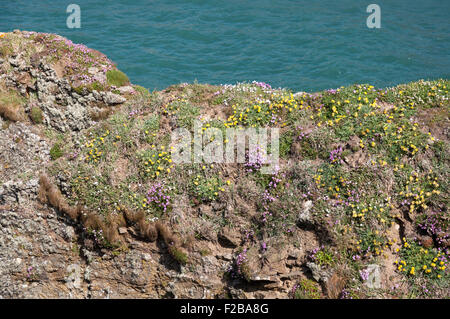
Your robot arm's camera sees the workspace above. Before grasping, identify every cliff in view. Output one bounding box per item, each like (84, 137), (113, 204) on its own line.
(0, 31), (449, 299)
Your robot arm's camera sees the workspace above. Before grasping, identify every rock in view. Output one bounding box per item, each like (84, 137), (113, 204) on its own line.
(297, 200), (314, 227)
(118, 227), (128, 235)
(65, 264), (82, 289)
(217, 227), (241, 248)
(344, 150), (367, 168)
(88, 67), (99, 75)
(249, 275), (280, 284)
(228, 287), (246, 299)
(364, 264), (381, 289)
(306, 262), (332, 283)
(211, 201), (226, 211)
(419, 236), (434, 248)
(118, 86), (136, 95)
(63, 226), (76, 242)
(216, 253), (233, 261)
(293, 91), (306, 98)
(103, 92), (126, 105)
(0, 178), (40, 204)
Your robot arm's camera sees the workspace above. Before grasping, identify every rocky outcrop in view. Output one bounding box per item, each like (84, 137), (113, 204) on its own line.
(0, 30), (130, 132)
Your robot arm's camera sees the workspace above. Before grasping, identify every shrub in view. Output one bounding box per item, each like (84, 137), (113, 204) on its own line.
(163, 99), (200, 128)
(50, 144), (63, 160)
(279, 132), (293, 158)
(106, 69), (129, 87)
(309, 246), (336, 267)
(30, 106), (43, 124)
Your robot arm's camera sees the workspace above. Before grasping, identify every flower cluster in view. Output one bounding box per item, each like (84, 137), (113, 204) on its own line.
(224, 92), (301, 128)
(245, 145), (267, 172)
(251, 81), (272, 90)
(147, 182), (171, 213)
(228, 248), (251, 281)
(396, 239), (449, 279)
(41, 33), (115, 88)
(329, 146), (344, 164)
(139, 145), (174, 179)
(418, 211), (449, 246)
(191, 175), (225, 202)
(84, 129), (110, 163)
(359, 268), (370, 281)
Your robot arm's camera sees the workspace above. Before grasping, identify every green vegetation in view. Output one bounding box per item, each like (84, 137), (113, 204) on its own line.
(30, 106), (43, 124)
(293, 279), (322, 299)
(106, 69), (129, 87)
(134, 85), (151, 97)
(168, 246), (188, 265)
(49, 144), (63, 160)
(190, 174), (224, 202)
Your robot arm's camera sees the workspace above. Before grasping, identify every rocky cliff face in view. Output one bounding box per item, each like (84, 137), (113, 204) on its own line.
(0, 31), (449, 299)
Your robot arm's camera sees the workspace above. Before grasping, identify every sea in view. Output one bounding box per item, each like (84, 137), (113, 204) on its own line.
(1, 0), (449, 91)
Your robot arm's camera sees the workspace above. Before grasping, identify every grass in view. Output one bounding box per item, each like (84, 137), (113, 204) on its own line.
(163, 98), (200, 129)
(134, 85), (151, 97)
(106, 69), (129, 87)
(168, 246), (188, 265)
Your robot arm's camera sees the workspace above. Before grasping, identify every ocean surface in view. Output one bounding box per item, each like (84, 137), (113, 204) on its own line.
(1, 0), (449, 92)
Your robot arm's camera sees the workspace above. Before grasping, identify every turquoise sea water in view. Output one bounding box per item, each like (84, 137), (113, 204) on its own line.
(1, 0), (449, 91)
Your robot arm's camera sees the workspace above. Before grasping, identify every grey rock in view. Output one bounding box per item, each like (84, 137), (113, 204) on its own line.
(297, 200), (314, 226)
(103, 92), (126, 105)
(364, 264), (381, 289)
(63, 226), (76, 242)
(306, 262), (332, 283)
(118, 86), (135, 95)
(66, 264), (82, 289)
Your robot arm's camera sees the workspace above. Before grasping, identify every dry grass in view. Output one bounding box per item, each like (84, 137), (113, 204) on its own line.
(0, 88), (26, 122)
(122, 205), (187, 263)
(90, 107), (114, 121)
(39, 174), (187, 263)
